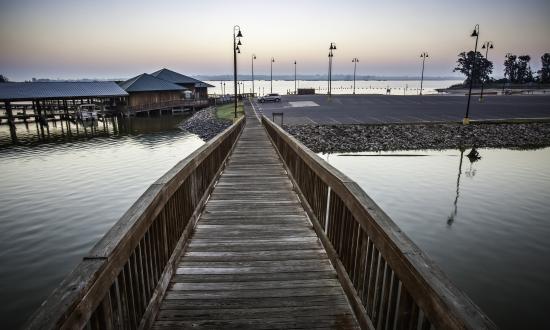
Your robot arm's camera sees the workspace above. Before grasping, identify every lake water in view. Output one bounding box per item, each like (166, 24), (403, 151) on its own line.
(0, 116), (204, 328)
(1, 107), (547, 328)
(322, 148), (550, 329)
(206, 79), (463, 96)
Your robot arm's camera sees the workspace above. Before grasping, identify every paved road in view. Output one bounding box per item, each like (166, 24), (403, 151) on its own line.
(252, 94), (550, 125)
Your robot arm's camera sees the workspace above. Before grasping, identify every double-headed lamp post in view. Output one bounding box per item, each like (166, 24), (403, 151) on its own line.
(479, 41), (494, 101)
(233, 25), (243, 119)
(270, 57), (275, 93)
(352, 58), (359, 94)
(419, 52), (429, 95)
(251, 54), (256, 98)
(328, 42), (336, 96)
(464, 24), (479, 125)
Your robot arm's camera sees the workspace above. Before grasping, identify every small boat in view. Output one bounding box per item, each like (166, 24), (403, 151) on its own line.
(76, 104), (100, 121)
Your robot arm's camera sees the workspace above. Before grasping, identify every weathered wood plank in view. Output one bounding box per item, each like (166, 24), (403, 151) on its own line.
(151, 316), (359, 330)
(156, 305), (353, 320)
(159, 295), (347, 311)
(164, 286), (348, 300)
(171, 271), (337, 283)
(169, 279), (341, 291)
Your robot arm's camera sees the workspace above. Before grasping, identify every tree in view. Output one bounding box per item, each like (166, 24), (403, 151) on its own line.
(517, 55), (533, 83)
(504, 54), (518, 82)
(0, 74), (9, 83)
(503, 54), (534, 83)
(538, 53), (550, 83)
(453, 51), (493, 85)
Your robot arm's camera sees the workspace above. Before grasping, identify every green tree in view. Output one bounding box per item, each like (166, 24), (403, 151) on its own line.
(517, 55), (533, 83)
(504, 54), (518, 82)
(503, 54), (534, 83)
(453, 51), (493, 85)
(0, 74), (9, 82)
(538, 53), (550, 83)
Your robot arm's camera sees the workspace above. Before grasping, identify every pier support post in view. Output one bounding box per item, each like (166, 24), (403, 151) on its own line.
(5, 101), (18, 143)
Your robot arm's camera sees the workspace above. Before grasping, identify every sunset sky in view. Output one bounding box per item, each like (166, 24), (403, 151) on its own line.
(1, 0), (549, 81)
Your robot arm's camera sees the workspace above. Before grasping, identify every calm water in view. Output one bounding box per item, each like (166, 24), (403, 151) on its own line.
(206, 79), (462, 96)
(323, 148), (550, 329)
(0, 116), (204, 328)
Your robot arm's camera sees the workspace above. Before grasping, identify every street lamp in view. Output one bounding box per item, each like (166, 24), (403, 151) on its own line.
(270, 57), (275, 93)
(294, 61), (297, 95)
(251, 54), (256, 98)
(352, 58), (359, 94)
(419, 52), (429, 95)
(328, 42), (336, 96)
(233, 25), (243, 119)
(479, 41), (494, 101)
(464, 24), (479, 125)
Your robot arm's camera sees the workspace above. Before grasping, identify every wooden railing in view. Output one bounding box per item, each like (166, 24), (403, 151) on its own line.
(126, 99), (209, 113)
(26, 117), (245, 330)
(262, 116), (496, 330)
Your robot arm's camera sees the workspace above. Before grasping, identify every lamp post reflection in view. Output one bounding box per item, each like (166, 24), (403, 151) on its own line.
(447, 147), (481, 225)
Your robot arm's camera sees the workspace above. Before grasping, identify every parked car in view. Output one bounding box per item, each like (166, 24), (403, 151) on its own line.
(258, 93), (281, 103)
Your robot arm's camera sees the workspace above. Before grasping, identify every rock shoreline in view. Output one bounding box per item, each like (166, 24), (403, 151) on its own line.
(179, 107), (231, 141)
(284, 122), (550, 153)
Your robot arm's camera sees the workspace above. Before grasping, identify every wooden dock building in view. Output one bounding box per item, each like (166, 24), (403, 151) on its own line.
(0, 81), (128, 142)
(151, 68), (214, 100)
(119, 72), (211, 116)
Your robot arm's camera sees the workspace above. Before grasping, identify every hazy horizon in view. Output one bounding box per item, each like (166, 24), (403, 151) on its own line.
(1, 0), (549, 81)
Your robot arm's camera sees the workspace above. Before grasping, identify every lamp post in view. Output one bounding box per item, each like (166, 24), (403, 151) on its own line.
(352, 58), (359, 94)
(479, 41), (494, 101)
(251, 54), (256, 98)
(294, 61), (297, 95)
(328, 42), (336, 96)
(233, 25), (243, 119)
(270, 57), (275, 93)
(419, 52), (428, 95)
(464, 24), (479, 125)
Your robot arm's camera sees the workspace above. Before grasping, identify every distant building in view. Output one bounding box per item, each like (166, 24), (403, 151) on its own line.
(118, 73), (185, 108)
(151, 68), (214, 99)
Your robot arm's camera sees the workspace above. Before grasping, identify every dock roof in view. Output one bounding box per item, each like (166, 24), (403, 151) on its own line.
(119, 73), (186, 93)
(0, 81), (128, 102)
(151, 68), (215, 88)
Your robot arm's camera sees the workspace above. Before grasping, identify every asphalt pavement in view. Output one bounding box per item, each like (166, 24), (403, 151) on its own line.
(251, 94), (550, 125)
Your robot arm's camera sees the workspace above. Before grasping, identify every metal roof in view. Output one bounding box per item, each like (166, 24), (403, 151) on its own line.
(119, 73), (186, 93)
(0, 81), (128, 102)
(151, 68), (215, 88)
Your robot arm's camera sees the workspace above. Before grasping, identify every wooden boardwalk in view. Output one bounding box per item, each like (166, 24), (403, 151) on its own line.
(152, 110), (359, 329)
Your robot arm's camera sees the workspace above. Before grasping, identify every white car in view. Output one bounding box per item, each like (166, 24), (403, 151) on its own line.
(259, 93), (281, 103)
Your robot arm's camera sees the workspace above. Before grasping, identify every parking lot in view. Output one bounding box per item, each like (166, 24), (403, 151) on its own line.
(251, 94), (550, 125)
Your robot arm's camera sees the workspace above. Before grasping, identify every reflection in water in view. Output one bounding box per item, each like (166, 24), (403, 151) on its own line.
(0, 114), (191, 148)
(447, 149), (464, 225)
(447, 148), (481, 226)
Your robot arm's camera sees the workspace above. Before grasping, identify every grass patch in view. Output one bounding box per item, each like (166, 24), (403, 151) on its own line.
(215, 102), (244, 121)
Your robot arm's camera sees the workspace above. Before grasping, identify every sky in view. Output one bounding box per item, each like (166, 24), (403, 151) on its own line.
(1, 0), (549, 81)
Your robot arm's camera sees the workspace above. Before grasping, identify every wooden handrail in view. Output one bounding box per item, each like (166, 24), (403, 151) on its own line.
(262, 115), (496, 330)
(126, 99), (208, 112)
(25, 117), (245, 330)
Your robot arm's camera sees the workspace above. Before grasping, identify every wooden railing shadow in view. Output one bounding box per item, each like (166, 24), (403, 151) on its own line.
(262, 116), (496, 330)
(25, 117), (245, 330)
